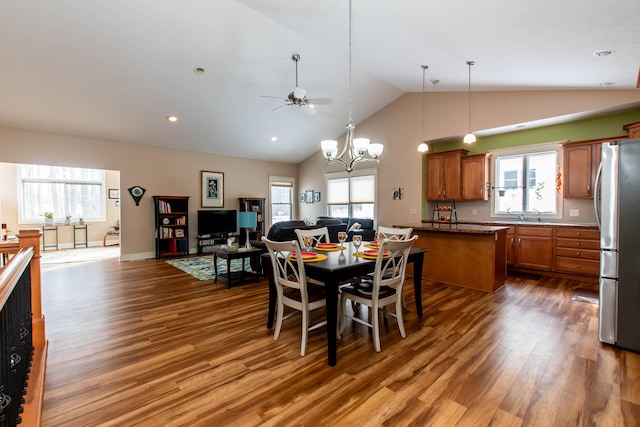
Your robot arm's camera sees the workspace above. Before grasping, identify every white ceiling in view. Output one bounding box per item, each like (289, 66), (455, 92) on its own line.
(1, 0), (638, 164)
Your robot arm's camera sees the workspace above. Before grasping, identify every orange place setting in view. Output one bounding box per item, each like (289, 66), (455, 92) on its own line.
(289, 251), (319, 260)
(314, 243), (345, 251)
(364, 242), (379, 249)
(356, 249), (390, 259)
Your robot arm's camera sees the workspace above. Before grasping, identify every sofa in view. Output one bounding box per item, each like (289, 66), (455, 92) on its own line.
(250, 217), (376, 274)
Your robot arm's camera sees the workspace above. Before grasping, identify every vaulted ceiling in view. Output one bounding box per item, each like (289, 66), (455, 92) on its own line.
(1, 0), (638, 163)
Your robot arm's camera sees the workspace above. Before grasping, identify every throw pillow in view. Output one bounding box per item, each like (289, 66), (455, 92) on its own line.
(348, 222), (361, 232)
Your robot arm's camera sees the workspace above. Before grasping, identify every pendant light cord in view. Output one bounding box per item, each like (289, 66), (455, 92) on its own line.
(466, 60), (474, 133)
(347, 0), (353, 126)
(421, 65), (428, 140)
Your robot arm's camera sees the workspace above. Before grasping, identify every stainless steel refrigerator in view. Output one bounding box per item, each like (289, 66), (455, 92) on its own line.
(595, 138), (640, 352)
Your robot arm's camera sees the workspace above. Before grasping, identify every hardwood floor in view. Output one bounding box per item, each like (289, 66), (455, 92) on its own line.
(39, 257), (640, 426)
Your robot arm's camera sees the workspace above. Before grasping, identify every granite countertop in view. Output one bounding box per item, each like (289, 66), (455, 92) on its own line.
(447, 220), (599, 228)
(397, 223), (509, 234)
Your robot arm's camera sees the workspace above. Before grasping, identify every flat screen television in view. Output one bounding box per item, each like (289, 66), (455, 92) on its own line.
(197, 209), (237, 237)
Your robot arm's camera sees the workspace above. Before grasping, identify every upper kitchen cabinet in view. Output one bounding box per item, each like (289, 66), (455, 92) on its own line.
(563, 137), (620, 199)
(426, 149), (468, 201)
(624, 120), (640, 139)
(461, 153), (491, 201)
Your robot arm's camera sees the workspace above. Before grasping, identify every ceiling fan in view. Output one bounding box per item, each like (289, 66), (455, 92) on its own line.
(262, 53), (333, 115)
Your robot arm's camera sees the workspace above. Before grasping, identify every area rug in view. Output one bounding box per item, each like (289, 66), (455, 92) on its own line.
(165, 256), (253, 281)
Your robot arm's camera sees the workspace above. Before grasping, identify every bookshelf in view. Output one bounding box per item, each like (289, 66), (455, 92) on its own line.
(238, 197), (265, 245)
(153, 196), (189, 258)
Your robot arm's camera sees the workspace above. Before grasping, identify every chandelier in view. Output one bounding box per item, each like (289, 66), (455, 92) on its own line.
(321, 0), (383, 173)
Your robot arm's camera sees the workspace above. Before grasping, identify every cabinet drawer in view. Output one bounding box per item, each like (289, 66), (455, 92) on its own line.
(555, 238), (600, 250)
(555, 228), (600, 240)
(517, 226), (553, 237)
(555, 248), (600, 260)
(555, 257), (599, 276)
(506, 226), (516, 236)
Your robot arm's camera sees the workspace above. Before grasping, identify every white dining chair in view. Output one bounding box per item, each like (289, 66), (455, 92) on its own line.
(339, 235), (418, 352)
(295, 227), (331, 249)
(377, 226), (413, 240)
(262, 237), (327, 356)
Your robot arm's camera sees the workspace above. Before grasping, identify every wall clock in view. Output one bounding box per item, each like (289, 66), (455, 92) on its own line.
(128, 185), (146, 206)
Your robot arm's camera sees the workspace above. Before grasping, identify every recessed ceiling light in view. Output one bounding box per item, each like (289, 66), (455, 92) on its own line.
(271, 136), (278, 142)
(600, 82), (615, 87)
(431, 79), (440, 85)
(166, 116), (178, 122)
(594, 49), (614, 57)
(193, 67), (206, 75)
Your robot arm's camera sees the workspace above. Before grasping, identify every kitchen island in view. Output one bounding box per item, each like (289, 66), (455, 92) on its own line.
(397, 223), (508, 292)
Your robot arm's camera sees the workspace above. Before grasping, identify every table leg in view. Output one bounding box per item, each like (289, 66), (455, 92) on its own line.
(227, 258), (232, 289)
(264, 258), (276, 329)
(214, 253), (219, 283)
(325, 279), (339, 366)
(412, 253), (424, 317)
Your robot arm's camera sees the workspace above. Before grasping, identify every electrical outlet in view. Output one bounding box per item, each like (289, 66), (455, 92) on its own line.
(409, 208), (417, 214)
(570, 209), (579, 217)
(472, 209), (477, 215)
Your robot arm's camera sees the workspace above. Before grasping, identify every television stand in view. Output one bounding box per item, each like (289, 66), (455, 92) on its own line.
(197, 235), (226, 255)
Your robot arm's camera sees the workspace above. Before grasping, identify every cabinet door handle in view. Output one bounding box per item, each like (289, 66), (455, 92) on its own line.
(576, 252), (581, 256)
(518, 238), (521, 248)
(587, 184), (591, 192)
(510, 237), (514, 247)
(576, 242), (581, 247)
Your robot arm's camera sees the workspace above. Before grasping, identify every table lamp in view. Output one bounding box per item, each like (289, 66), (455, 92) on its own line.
(237, 211), (257, 249)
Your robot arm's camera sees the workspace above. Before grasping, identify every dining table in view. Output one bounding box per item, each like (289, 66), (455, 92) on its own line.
(262, 242), (428, 366)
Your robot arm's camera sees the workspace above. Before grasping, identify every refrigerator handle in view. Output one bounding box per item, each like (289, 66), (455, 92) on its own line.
(594, 161), (602, 229)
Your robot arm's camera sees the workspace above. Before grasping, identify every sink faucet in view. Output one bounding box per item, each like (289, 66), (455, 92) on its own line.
(507, 207), (525, 222)
(533, 208), (542, 222)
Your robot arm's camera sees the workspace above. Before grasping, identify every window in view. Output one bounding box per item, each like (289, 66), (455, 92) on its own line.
(493, 147), (559, 215)
(326, 169), (376, 219)
(269, 176), (295, 225)
(18, 164), (105, 223)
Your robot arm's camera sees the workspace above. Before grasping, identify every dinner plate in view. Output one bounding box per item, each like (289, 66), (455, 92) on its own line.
(290, 251), (318, 260)
(315, 243), (338, 248)
(363, 249), (389, 256)
(368, 241), (380, 247)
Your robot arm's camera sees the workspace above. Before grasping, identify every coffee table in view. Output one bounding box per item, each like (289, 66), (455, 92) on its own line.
(213, 247), (261, 288)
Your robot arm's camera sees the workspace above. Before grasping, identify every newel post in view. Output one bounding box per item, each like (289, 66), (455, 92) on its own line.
(17, 228), (46, 347)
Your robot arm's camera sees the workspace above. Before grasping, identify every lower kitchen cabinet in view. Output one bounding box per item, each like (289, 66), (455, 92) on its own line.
(515, 227), (554, 270)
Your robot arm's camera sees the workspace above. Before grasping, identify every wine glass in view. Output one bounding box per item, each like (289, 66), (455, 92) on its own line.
(375, 232), (384, 246)
(352, 235), (362, 254)
(303, 236), (313, 251)
(338, 231), (347, 248)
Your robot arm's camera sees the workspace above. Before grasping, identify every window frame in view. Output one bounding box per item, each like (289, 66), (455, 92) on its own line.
(489, 142), (564, 220)
(268, 175), (296, 228)
(17, 164), (107, 224)
(325, 168), (377, 220)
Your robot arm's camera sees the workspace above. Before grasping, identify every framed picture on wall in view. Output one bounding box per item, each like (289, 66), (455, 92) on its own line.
(300, 193), (306, 203)
(306, 190), (314, 204)
(314, 192), (321, 202)
(201, 171), (224, 208)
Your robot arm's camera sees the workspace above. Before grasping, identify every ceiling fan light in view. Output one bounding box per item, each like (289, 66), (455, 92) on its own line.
(418, 142), (429, 153)
(293, 86), (306, 100)
(463, 132), (477, 144)
(368, 143), (384, 158)
(321, 140), (338, 159)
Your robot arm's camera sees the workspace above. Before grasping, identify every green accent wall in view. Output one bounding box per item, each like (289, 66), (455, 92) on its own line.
(421, 109), (640, 217)
(433, 109), (640, 154)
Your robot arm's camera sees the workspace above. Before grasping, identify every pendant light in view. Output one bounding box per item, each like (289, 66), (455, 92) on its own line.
(417, 65), (429, 153)
(463, 60), (476, 144)
(320, 0), (383, 173)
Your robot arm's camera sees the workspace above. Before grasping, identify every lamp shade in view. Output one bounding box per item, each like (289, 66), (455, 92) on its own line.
(237, 211), (257, 229)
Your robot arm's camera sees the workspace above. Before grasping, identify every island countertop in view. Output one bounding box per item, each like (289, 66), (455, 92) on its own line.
(395, 223), (508, 235)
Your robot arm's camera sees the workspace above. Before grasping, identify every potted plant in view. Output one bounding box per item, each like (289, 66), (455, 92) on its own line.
(78, 217), (84, 225)
(43, 211), (54, 225)
(64, 215), (72, 225)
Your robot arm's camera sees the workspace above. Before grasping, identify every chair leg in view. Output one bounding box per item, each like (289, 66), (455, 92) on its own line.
(274, 302), (284, 340)
(372, 303), (381, 352)
(396, 299), (406, 338)
(300, 309), (309, 356)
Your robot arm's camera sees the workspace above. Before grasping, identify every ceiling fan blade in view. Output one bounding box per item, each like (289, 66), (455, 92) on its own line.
(272, 104), (292, 113)
(293, 87), (306, 100)
(307, 98), (333, 105)
(261, 95), (287, 101)
(303, 105), (317, 116)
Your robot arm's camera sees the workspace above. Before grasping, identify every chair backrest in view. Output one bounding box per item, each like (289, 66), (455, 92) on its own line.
(377, 226), (413, 241)
(295, 227), (330, 248)
(261, 237), (311, 301)
(372, 235), (418, 295)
